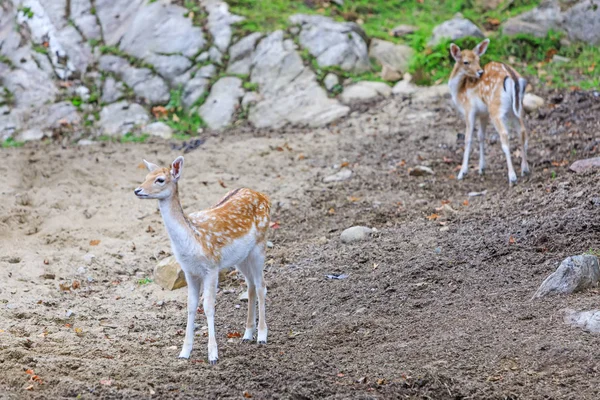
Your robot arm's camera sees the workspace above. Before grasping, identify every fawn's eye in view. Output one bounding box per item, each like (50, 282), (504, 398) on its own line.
(155, 177), (165, 184)
(463, 61), (470, 65)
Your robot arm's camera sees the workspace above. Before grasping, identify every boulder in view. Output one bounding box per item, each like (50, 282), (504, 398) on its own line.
(101, 77), (125, 104)
(202, 0), (244, 53)
(381, 65), (402, 82)
(227, 32), (263, 75)
(533, 254), (600, 298)
(390, 24), (418, 37)
(340, 226), (374, 243)
(154, 256), (187, 290)
(199, 77), (244, 131)
(248, 31), (349, 128)
(182, 77), (210, 110)
(429, 15), (485, 46)
(340, 81), (392, 105)
(368, 39), (413, 75)
(289, 14), (370, 72)
(98, 101), (150, 136)
(569, 157), (600, 173)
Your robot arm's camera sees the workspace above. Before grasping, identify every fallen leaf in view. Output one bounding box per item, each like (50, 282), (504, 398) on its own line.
(25, 369), (34, 375)
(43, 259), (49, 265)
(441, 200), (451, 205)
(337, 373), (345, 377)
(462, 200), (469, 206)
(24, 385), (34, 391)
(65, 323), (72, 328)
(487, 17), (500, 26)
(100, 379), (112, 386)
(426, 213), (440, 221)
(509, 236), (516, 245)
(347, 196), (361, 202)
(376, 378), (386, 385)
(297, 154), (305, 160)
(146, 226), (155, 233)
(227, 332), (242, 338)
(551, 160), (568, 167)
(588, 63), (595, 73)
(59, 283), (71, 291)
(397, 160), (406, 167)
(328, 207), (335, 215)
(172, 114), (180, 122)
(269, 221), (280, 230)
(138, 163), (146, 169)
(74, 327), (83, 335)
(243, 391), (252, 398)
(89, 240), (100, 246)
(218, 179), (227, 188)
(372, 263), (378, 270)
(71, 281), (80, 290)
(341, 161), (349, 168)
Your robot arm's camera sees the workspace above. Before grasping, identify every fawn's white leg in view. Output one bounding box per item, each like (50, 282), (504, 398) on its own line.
(243, 280), (257, 342)
(518, 116), (530, 176)
(477, 115), (489, 175)
(179, 273), (201, 359)
(249, 246), (268, 344)
(458, 112), (476, 180)
(492, 116), (517, 184)
(202, 269), (219, 364)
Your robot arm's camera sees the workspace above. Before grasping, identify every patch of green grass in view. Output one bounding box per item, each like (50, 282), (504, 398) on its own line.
(227, 0), (314, 33)
(97, 135), (115, 142)
(0, 88), (15, 106)
(137, 277), (153, 285)
(183, 0), (208, 26)
(2, 138), (25, 148)
(243, 81), (259, 91)
(162, 89), (208, 135)
(586, 248), (600, 257)
(121, 132), (149, 143)
(0, 54), (15, 69)
(88, 38), (101, 48)
(70, 96), (83, 108)
(32, 44), (48, 55)
(99, 45), (155, 71)
(18, 6), (34, 19)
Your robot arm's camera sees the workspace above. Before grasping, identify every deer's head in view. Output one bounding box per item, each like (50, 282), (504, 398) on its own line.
(134, 156), (184, 200)
(450, 39), (490, 79)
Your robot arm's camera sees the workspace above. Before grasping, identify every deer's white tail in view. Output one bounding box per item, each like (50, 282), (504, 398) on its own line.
(507, 76), (527, 117)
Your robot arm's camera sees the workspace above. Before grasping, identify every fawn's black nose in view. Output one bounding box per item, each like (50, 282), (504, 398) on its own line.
(477, 70), (484, 78)
(134, 188), (143, 195)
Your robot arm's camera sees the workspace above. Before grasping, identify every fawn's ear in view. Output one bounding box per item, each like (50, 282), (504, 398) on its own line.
(171, 156), (184, 181)
(473, 38), (490, 57)
(143, 159), (159, 172)
(449, 43), (462, 61)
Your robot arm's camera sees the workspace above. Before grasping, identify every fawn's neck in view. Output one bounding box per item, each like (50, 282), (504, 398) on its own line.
(158, 187), (194, 246)
(448, 65), (467, 104)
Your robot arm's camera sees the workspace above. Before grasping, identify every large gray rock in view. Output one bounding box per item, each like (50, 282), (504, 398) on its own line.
(227, 32), (262, 75)
(15, 101), (81, 141)
(564, 309), (600, 333)
(101, 77), (125, 104)
(248, 31), (349, 128)
(145, 54), (192, 83)
(340, 81), (392, 105)
(289, 14), (370, 73)
(99, 102), (150, 136)
(429, 15), (485, 46)
(95, 0), (145, 45)
(368, 39), (413, 75)
(202, 0), (244, 53)
(182, 77), (210, 109)
(503, 1), (564, 38)
(563, 0), (600, 45)
(154, 256), (187, 290)
(323, 168), (352, 183)
(199, 77), (244, 130)
(71, 0), (102, 40)
(533, 255), (600, 298)
(323, 73), (339, 91)
(144, 122), (173, 139)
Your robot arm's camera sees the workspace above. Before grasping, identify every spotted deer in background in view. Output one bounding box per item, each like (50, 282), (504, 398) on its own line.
(448, 38), (529, 184)
(135, 156), (271, 364)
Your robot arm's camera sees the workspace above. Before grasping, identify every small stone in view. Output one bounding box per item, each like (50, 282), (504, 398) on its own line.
(266, 241), (274, 248)
(564, 309), (600, 333)
(317, 236), (328, 245)
(552, 55), (571, 63)
(323, 168), (353, 183)
(83, 253), (95, 265)
(533, 255), (600, 298)
(390, 24), (418, 37)
(440, 226), (450, 232)
(381, 64), (402, 82)
(340, 81), (392, 105)
(409, 166), (434, 176)
(340, 226), (373, 243)
(323, 73), (339, 91)
(40, 273), (55, 280)
(355, 307), (366, 314)
(238, 291), (249, 301)
(77, 139), (96, 146)
(144, 122), (173, 139)
(569, 157), (600, 174)
(523, 93), (544, 113)
(65, 310), (74, 318)
(429, 15), (484, 46)
(154, 256), (187, 291)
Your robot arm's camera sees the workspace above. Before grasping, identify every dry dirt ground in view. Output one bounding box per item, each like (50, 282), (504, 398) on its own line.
(1, 89), (600, 399)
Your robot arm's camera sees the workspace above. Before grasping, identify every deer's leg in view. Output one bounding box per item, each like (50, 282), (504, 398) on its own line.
(491, 115), (517, 184)
(202, 269), (219, 364)
(518, 116), (530, 176)
(458, 111), (476, 180)
(247, 245), (268, 345)
(179, 273), (201, 359)
(236, 259), (257, 342)
(477, 115), (489, 175)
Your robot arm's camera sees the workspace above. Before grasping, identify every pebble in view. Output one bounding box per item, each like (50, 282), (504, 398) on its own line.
(83, 253), (95, 265)
(340, 226), (373, 243)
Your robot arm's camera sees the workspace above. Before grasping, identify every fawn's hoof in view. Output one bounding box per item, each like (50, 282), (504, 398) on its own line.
(178, 355), (190, 360)
(209, 358), (218, 365)
(242, 338), (252, 343)
(258, 340), (267, 345)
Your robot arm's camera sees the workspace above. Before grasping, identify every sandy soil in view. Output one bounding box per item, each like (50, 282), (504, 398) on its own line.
(1, 89), (600, 399)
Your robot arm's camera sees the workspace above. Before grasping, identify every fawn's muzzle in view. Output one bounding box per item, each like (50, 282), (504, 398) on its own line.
(134, 188), (143, 196)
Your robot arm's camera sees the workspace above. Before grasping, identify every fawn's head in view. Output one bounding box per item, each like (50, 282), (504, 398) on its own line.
(134, 156), (184, 200)
(450, 39), (490, 79)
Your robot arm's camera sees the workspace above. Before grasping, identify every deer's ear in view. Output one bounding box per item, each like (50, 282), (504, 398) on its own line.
(171, 156), (184, 181)
(473, 38), (490, 57)
(143, 159), (159, 172)
(449, 43), (462, 61)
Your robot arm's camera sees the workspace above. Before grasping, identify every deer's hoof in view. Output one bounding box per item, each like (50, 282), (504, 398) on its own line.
(242, 338), (252, 343)
(258, 340), (267, 345)
(209, 358), (218, 365)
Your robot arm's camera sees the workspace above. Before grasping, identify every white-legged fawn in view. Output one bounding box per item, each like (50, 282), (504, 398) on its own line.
(448, 38), (529, 184)
(135, 156), (271, 364)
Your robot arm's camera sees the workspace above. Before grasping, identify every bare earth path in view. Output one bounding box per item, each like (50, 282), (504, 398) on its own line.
(1, 91), (600, 399)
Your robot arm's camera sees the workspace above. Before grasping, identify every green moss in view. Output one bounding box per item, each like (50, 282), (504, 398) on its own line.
(2, 138), (25, 148)
(121, 132), (150, 143)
